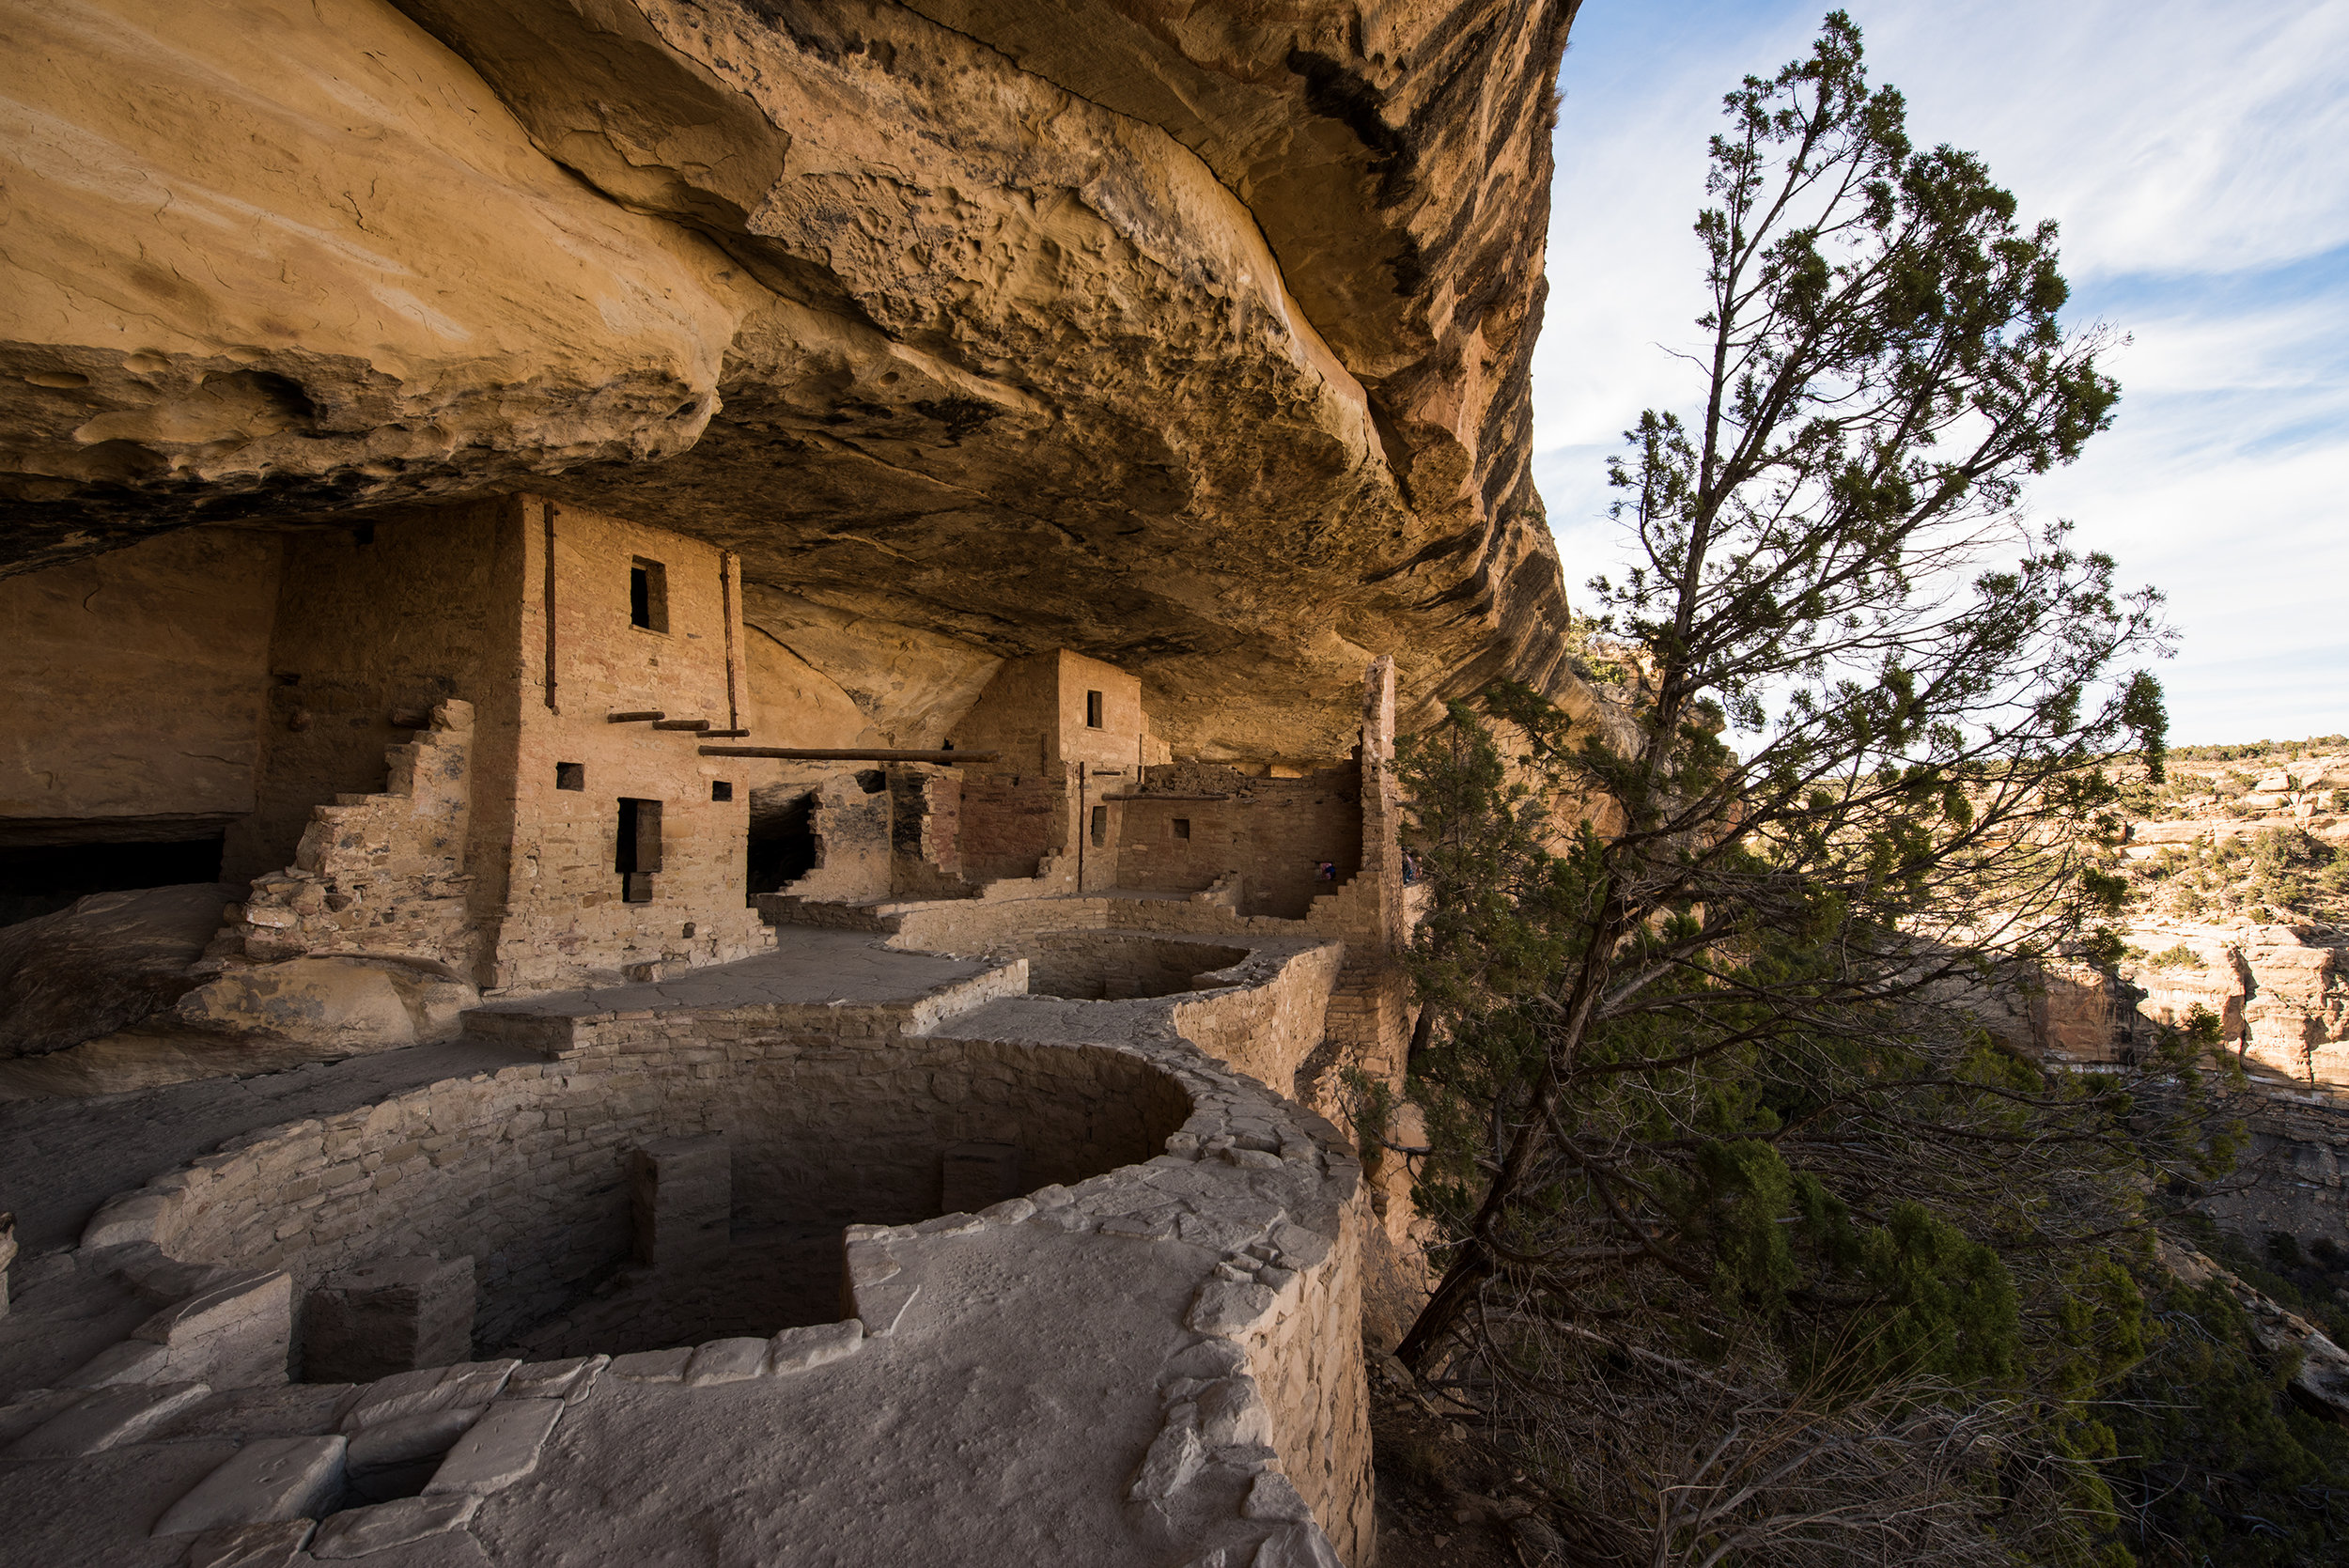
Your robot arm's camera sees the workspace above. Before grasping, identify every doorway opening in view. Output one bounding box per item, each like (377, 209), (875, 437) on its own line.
(747, 791), (817, 899)
(616, 798), (662, 902)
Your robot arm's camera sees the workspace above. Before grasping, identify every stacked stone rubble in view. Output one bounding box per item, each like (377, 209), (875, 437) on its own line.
(204, 701), (479, 979)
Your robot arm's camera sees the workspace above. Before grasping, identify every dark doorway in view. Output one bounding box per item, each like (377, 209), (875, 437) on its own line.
(0, 837), (226, 927)
(747, 792), (817, 899)
(629, 558), (669, 632)
(616, 799), (662, 902)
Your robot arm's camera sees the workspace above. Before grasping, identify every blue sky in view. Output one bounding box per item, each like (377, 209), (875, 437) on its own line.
(1531, 0), (2349, 745)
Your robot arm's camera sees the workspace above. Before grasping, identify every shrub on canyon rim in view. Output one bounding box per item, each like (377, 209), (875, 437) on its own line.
(1384, 12), (2257, 1565)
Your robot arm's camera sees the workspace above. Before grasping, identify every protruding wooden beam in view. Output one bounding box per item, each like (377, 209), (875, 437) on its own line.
(607, 710), (664, 722)
(697, 747), (998, 764)
(652, 719), (711, 731)
(1097, 792), (1231, 801)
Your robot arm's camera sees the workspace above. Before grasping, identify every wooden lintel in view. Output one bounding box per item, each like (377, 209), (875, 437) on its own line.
(696, 746), (998, 764)
(1098, 792), (1232, 801)
(607, 710), (664, 722)
(703, 728), (753, 738)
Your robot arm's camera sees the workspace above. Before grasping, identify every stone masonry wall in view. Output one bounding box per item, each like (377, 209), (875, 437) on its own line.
(1170, 942), (1346, 1097)
(889, 763), (968, 896)
(491, 497), (767, 989)
(1019, 934), (1253, 1000)
(788, 770), (893, 902)
(956, 769), (1062, 882)
(63, 950), (1373, 1563)
(211, 699), (479, 975)
(223, 497), (517, 883)
(1115, 770), (1365, 919)
(0, 525), (282, 842)
(1245, 1178), (1378, 1560)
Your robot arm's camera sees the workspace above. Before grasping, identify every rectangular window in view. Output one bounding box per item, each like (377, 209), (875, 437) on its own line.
(555, 762), (584, 792)
(630, 558), (668, 632)
(710, 780), (734, 802)
(1089, 804), (1108, 846)
(1084, 690), (1104, 728)
(1172, 817), (1190, 840)
(616, 797), (662, 901)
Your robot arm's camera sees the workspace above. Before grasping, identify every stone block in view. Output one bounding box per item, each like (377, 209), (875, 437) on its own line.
(767, 1320), (861, 1375)
(0, 1389), (90, 1447)
(82, 1191), (170, 1250)
(629, 1134), (730, 1271)
(338, 1360), (515, 1432)
(423, 1397), (561, 1495)
(506, 1355), (605, 1403)
(1243, 1472), (1313, 1522)
(608, 1347), (692, 1383)
(1186, 1281), (1277, 1338)
(307, 1494), (480, 1559)
(303, 1255), (475, 1383)
(153, 1435), (347, 1535)
(133, 1270), (293, 1389)
(4, 1381), (210, 1458)
(685, 1338), (767, 1386)
(66, 1338), (171, 1388)
(186, 1520), (319, 1568)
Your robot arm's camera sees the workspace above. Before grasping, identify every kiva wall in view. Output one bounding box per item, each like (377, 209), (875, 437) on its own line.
(117, 1008), (1181, 1350)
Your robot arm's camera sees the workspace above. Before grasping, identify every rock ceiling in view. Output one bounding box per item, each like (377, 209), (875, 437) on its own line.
(0, 0), (1584, 759)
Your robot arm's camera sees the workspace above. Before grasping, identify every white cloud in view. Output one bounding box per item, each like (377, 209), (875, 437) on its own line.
(1531, 0), (2349, 742)
(1864, 0), (2349, 280)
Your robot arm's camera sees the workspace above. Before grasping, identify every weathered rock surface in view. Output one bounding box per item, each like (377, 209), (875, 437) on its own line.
(0, 884), (239, 1060)
(0, 0), (1582, 758)
(2121, 921), (2348, 1082)
(2160, 1238), (2349, 1425)
(0, 955), (483, 1102)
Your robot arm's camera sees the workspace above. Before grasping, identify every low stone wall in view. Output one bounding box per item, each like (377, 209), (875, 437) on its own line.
(1020, 933), (1252, 1000)
(1245, 1179), (1377, 1558)
(1169, 944), (1346, 1096)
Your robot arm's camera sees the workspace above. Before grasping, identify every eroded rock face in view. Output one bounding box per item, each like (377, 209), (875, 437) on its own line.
(2122, 922), (2349, 1083)
(0, 0), (1581, 759)
(0, 883), (238, 1059)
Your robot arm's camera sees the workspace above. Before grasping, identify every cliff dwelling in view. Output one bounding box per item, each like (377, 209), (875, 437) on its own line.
(0, 0), (1603, 1560)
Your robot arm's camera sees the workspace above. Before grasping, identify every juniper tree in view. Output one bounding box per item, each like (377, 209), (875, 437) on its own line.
(1388, 15), (2224, 1562)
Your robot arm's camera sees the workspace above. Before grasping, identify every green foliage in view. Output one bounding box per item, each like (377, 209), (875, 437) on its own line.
(2169, 736), (2345, 762)
(1383, 15), (2213, 1563)
(2245, 827), (2336, 914)
(2099, 1272), (2349, 1564)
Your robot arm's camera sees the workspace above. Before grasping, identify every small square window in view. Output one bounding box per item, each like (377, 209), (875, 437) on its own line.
(630, 558), (669, 632)
(1084, 690), (1104, 728)
(1172, 817), (1190, 840)
(555, 762), (584, 791)
(711, 781), (734, 802)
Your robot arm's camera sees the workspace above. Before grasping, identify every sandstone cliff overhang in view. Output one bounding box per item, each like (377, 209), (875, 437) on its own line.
(0, 0), (1587, 760)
